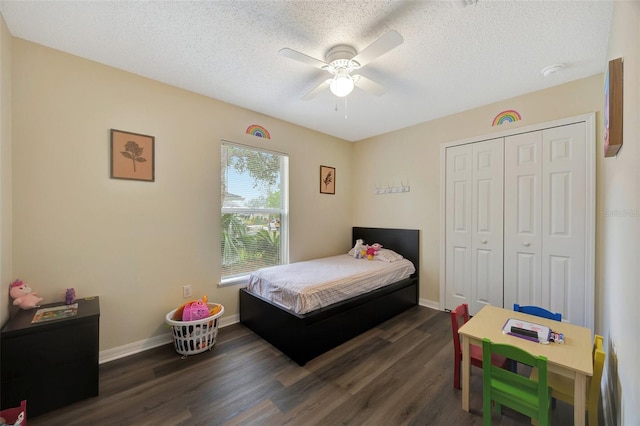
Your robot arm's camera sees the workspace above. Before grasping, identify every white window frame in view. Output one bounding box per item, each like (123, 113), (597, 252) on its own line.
(219, 141), (288, 287)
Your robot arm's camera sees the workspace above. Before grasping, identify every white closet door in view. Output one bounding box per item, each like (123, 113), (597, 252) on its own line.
(542, 123), (586, 325)
(504, 131), (543, 309)
(504, 123), (587, 325)
(445, 144), (473, 311)
(470, 139), (504, 315)
(445, 140), (504, 314)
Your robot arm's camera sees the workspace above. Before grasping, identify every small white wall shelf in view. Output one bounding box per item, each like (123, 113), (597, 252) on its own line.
(374, 184), (410, 195)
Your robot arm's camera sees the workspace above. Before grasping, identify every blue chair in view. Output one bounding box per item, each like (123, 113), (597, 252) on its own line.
(512, 303), (562, 409)
(513, 304), (562, 322)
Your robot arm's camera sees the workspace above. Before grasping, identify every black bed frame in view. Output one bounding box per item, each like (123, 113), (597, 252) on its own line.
(239, 227), (419, 365)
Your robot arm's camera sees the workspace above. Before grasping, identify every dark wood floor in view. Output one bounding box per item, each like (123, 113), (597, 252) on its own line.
(29, 306), (577, 425)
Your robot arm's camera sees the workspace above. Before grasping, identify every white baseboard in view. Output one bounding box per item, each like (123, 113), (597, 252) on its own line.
(99, 314), (239, 364)
(419, 298), (441, 311)
(98, 301), (443, 364)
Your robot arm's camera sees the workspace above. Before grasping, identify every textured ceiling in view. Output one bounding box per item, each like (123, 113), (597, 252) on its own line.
(0, 0), (613, 141)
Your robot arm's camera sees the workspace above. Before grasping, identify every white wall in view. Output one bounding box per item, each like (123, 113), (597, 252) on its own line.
(8, 39), (353, 354)
(0, 15), (12, 325)
(599, 1), (640, 424)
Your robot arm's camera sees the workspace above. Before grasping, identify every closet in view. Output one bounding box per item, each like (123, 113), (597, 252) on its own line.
(440, 114), (595, 330)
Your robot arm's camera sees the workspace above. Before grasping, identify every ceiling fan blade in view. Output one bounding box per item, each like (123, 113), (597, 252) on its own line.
(279, 48), (328, 69)
(353, 75), (386, 96)
(352, 30), (404, 67)
(302, 79), (331, 100)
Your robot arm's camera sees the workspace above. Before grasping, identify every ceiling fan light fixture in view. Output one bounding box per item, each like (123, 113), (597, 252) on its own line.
(280, 30), (403, 101)
(329, 69), (354, 97)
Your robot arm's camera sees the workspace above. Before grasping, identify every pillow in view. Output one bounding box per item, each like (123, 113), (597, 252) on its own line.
(375, 248), (404, 262)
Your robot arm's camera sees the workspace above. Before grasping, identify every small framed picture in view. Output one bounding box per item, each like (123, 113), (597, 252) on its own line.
(110, 129), (155, 181)
(320, 165), (335, 194)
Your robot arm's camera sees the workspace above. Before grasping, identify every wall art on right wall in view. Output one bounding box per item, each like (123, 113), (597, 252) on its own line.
(604, 57), (624, 157)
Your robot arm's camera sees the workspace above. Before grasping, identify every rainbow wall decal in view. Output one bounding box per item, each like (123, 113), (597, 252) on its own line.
(492, 110), (522, 126)
(246, 124), (271, 139)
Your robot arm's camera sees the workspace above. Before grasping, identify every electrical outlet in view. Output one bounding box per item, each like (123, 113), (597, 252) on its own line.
(182, 285), (192, 298)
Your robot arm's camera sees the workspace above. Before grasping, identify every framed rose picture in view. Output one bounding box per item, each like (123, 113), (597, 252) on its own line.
(604, 57), (623, 157)
(110, 129), (155, 181)
(320, 165), (335, 194)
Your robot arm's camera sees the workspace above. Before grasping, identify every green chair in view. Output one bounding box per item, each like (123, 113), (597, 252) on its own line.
(482, 338), (552, 426)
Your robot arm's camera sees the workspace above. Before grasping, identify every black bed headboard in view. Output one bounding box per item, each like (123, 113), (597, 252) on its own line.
(352, 227), (419, 278)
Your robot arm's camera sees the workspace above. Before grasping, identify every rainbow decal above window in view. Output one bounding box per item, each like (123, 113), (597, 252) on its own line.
(492, 110), (522, 126)
(246, 124), (271, 139)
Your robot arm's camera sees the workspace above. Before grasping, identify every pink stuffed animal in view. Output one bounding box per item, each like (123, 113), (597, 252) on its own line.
(365, 243), (383, 260)
(9, 279), (44, 310)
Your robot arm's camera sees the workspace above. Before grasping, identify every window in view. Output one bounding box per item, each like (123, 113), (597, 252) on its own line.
(220, 142), (288, 281)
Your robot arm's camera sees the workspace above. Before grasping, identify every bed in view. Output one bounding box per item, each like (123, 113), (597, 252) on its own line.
(239, 227), (419, 365)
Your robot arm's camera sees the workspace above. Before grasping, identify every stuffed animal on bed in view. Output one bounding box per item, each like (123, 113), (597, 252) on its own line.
(365, 243), (383, 260)
(352, 239), (366, 259)
(9, 279), (44, 310)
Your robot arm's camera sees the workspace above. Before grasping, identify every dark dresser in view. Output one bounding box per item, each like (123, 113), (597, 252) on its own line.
(1, 297), (100, 417)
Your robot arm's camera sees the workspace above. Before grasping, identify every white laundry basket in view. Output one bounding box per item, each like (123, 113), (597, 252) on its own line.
(165, 303), (224, 358)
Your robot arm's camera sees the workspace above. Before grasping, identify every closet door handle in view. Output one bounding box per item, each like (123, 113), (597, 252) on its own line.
(523, 242), (530, 247)
(481, 239), (488, 244)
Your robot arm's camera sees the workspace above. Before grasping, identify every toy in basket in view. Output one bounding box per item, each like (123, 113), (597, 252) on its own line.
(165, 296), (224, 358)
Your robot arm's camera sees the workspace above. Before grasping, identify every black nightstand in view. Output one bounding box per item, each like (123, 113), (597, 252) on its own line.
(1, 297), (100, 417)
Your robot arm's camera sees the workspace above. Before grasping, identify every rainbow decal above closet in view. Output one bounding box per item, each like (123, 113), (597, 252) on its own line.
(246, 124), (271, 139)
(492, 110), (522, 126)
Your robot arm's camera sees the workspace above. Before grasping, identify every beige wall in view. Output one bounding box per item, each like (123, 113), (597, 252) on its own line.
(353, 75), (603, 305)
(0, 15), (12, 326)
(9, 39), (353, 353)
(599, 1), (640, 424)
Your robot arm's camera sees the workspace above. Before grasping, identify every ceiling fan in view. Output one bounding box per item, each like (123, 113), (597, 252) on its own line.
(279, 30), (404, 100)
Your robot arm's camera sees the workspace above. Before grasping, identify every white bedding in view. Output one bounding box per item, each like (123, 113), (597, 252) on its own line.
(246, 254), (416, 314)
